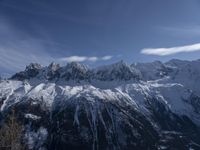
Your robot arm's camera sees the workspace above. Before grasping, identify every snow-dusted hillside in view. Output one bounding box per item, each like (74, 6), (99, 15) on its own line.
(1, 59), (200, 150)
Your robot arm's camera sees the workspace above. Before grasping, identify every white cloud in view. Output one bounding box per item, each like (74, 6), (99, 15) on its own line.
(88, 57), (98, 62)
(101, 55), (113, 60)
(141, 43), (200, 56)
(59, 55), (113, 62)
(59, 56), (87, 62)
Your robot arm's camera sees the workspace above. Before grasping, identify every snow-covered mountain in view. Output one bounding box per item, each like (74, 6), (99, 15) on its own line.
(1, 59), (200, 150)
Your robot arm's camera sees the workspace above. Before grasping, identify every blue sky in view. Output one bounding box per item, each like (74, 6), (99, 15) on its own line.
(1, 0), (200, 75)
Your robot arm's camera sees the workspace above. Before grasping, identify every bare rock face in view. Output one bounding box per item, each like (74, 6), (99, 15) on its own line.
(11, 63), (42, 80)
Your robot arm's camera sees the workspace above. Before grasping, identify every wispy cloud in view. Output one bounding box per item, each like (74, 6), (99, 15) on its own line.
(59, 55), (113, 62)
(0, 18), (54, 73)
(141, 43), (200, 56)
(158, 25), (200, 37)
(0, 18), (114, 74)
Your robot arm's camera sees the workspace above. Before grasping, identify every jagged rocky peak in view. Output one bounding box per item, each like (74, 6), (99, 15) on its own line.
(94, 60), (142, 81)
(43, 62), (61, 80)
(10, 61), (144, 81)
(11, 63), (42, 80)
(65, 61), (89, 72)
(24, 63), (42, 78)
(164, 59), (200, 94)
(59, 62), (90, 80)
(165, 59), (190, 66)
(13, 59), (200, 82)
(48, 62), (60, 71)
(133, 60), (173, 80)
(25, 63), (42, 71)
(165, 59), (200, 76)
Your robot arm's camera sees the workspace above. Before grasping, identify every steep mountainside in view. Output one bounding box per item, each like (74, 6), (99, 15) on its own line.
(1, 59), (200, 150)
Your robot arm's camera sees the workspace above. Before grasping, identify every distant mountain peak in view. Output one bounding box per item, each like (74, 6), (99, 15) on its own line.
(11, 61), (142, 81)
(10, 59), (200, 83)
(25, 63), (42, 71)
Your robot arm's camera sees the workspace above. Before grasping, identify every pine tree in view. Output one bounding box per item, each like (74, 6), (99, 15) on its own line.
(0, 110), (26, 150)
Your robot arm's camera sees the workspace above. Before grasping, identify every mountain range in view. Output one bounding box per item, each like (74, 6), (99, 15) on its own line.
(1, 59), (200, 150)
